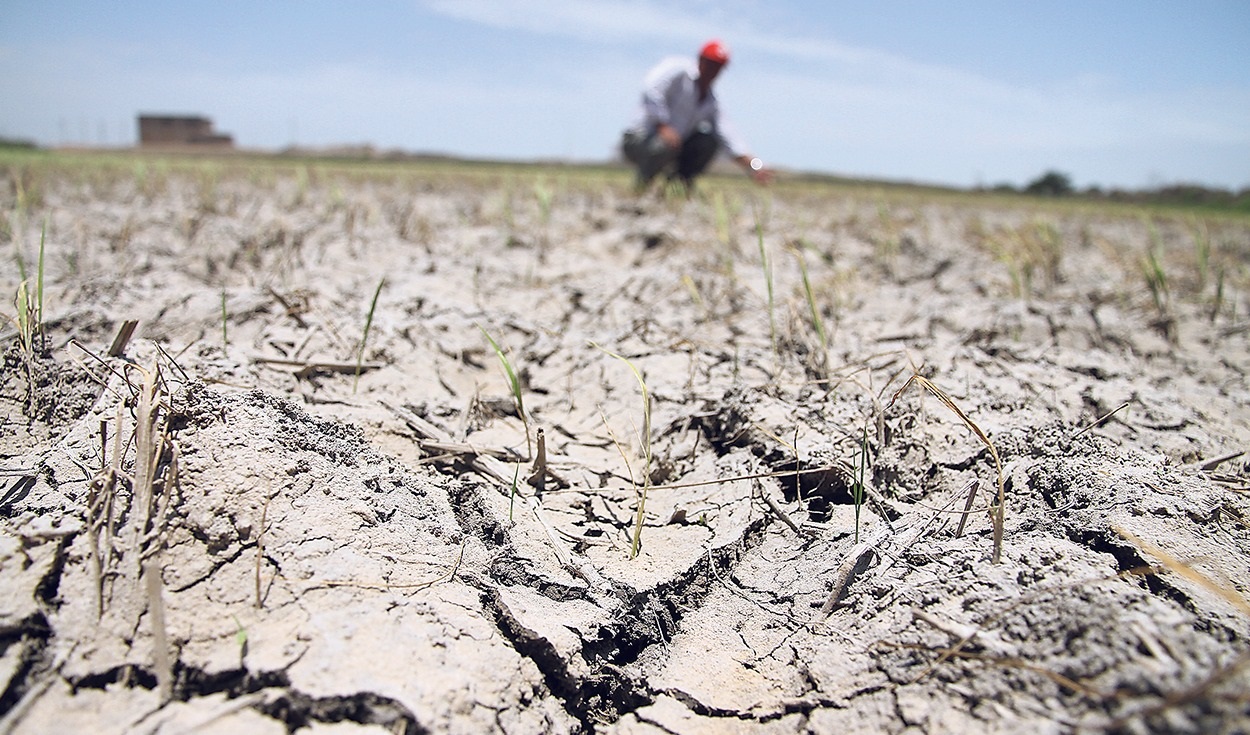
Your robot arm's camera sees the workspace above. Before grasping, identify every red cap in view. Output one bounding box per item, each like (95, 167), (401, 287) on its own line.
(699, 39), (730, 65)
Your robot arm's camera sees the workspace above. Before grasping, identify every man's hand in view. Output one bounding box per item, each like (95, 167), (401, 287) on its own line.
(736, 155), (775, 185)
(749, 166), (775, 185)
(657, 124), (682, 150)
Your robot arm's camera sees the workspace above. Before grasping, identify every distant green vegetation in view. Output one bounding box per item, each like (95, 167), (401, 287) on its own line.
(0, 137), (38, 151)
(1, 148), (1246, 219)
(993, 169), (1250, 216)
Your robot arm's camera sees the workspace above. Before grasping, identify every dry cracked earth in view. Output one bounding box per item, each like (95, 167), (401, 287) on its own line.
(2, 160), (1249, 734)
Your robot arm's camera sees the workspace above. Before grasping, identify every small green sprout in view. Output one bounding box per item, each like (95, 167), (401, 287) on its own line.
(479, 325), (532, 457)
(354, 277), (385, 393)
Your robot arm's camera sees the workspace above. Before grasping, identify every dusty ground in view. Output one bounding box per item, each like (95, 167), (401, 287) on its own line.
(2, 158), (1249, 734)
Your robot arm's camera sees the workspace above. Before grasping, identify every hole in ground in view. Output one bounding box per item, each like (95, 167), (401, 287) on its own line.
(1068, 528), (1194, 610)
(773, 460), (856, 522)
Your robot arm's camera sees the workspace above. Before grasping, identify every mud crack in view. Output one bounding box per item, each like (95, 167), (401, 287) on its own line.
(481, 585), (651, 732)
(65, 661), (427, 734)
(257, 687), (426, 735)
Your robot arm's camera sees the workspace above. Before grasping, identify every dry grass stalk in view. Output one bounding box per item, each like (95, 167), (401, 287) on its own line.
(526, 427), (548, 495)
(142, 554), (172, 702)
(255, 356), (385, 376)
(107, 319), (139, 357)
(381, 400), (517, 488)
(819, 528), (890, 615)
(680, 274), (708, 319)
(890, 373), (1005, 563)
(593, 343), (652, 559)
(79, 358), (182, 703)
(820, 496), (953, 617)
(1071, 400), (1130, 438)
(85, 408), (127, 622)
(129, 363), (178, 702)
(953, 478), (979, 539)
(755, 477), (805, 536)
(621, 464), (882, 496)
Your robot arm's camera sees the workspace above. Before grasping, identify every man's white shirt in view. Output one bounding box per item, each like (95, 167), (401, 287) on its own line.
(628, 56), (749, 159)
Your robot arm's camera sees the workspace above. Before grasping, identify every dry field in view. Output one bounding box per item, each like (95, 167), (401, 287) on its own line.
(2, 153), (1249, 733)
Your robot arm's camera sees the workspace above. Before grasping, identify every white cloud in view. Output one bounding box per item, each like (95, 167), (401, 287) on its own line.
(420, 0), (711, 44)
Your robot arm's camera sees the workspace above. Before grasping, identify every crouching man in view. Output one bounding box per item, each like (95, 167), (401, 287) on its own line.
(621, 39), (773, 193)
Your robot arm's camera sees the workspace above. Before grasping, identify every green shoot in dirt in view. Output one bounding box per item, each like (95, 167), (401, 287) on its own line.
(874, 200), (901, 263)
(220, 289), (228, 355)
(794, 243), (827, 352)
(1029, 220), (1063, 291)
(13, 280), (34, 355)
(979, 220), (1063, 300)
(36, 220), (45, 349)
(891, 373), (1006, 564)
(232, 614), (248, 660)
(853, 424), (867, 543)
(533, 178), (555, 258)
(1141, 222), (1170, 317)
(11, 220), (46, 356)
(480, 325), (532, 457)
(754, 206), (776, 355)
(353, 277), (384, 393)
(593, 343), (652, 559)
(1210, 267), (1226, 323)
(1190, 216), (1211, 291)
(1142, 246), (1169, 316)
(681, 274), (707, 319)
(533, 178), (554, 226)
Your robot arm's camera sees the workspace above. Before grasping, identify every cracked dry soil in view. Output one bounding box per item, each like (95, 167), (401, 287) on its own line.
(2, 161), (1249, 734)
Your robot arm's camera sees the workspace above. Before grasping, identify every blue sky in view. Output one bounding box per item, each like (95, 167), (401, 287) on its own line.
(2, 1), (1247, 189)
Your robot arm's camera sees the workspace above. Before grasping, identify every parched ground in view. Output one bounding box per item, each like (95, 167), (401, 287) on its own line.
(2, 158), (1248, 734)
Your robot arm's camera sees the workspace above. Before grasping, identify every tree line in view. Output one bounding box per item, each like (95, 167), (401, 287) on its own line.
(990, 170), (1250, 213)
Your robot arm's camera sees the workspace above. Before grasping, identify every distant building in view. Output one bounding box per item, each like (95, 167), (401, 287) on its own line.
(137, 115), (234, 147)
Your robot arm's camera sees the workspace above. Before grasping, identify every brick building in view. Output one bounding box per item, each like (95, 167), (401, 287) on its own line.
(137, 115), (234, 147)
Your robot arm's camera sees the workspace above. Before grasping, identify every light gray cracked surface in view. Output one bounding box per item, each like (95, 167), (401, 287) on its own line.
(2, 163), (1248, 733)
